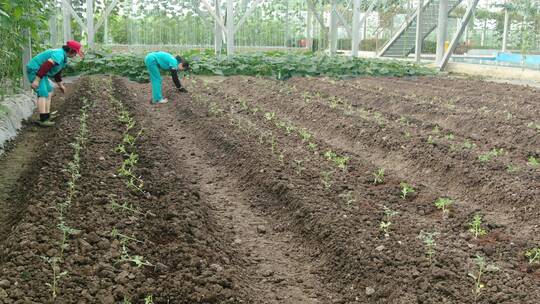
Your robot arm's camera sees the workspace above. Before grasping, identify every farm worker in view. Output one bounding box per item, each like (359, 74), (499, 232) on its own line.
(144, 51), (190, 104)
(27, 40), (84, 127)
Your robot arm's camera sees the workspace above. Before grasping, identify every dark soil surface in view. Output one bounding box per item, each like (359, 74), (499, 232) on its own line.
(0, 75), (538, 304)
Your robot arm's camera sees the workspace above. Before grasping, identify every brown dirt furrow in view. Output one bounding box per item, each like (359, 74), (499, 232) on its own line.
(0, 87), (72, 244)
(290, 77), (539, 157)
(218, 77), (539, 220)
(122, 77), (347, 303)
(353, 77), (540, 120)
(154, 76), (539, 304)
(0, 77), (247, 303)
(197, 74), (540, 251)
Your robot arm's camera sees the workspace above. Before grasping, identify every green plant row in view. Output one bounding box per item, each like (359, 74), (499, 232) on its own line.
(65, 49), (436, 82)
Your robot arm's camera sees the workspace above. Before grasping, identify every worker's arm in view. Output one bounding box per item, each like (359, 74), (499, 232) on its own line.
(53, 70), (66, 94)
(171, 70), (188, 93)
(32, 59), (56, 89)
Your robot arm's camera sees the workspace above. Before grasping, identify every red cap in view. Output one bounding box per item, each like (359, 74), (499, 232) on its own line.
(66, 40), (84, 58)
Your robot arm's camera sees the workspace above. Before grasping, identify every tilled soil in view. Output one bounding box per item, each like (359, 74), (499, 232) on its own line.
(0, 75), (538, 304)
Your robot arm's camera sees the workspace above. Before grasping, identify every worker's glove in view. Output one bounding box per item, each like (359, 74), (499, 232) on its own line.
(178, 87), (188, 93)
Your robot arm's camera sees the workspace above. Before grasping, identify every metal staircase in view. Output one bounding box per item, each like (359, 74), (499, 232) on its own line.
(378, 0), (463, 58)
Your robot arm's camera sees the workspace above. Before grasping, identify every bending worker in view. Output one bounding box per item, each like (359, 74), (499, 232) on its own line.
(27, 40), (84, 127)
(144, 51), (190, 104)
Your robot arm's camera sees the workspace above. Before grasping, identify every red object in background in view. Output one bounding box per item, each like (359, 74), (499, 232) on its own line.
(299, 39), (307, 47)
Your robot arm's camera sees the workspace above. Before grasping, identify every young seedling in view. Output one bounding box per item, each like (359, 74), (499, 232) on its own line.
(268, 135), (277, 154)
(445, 133), (455, 140)
(398, 116), (410, 126)
(434, 197), (453, 214)
(307, 142), (317, 153)
(298, 128), (313, 142)
(478, 148), (504, 163)
(240, 99), (249, 111)
(528, 156), (539, 168)
(144, 295), (154, 304)
(119, 244), (152, 268)
(344, 103), (355, 116)
(251, 106), (260, 114)
(57, 221), (81, 255)
(338, 191), (356, 207)
(380, 206), (398, 237)
(264, 112), (276, 121)
(432, 125), (440, 134)
(111, 228), (143, 244)
(373, 112), (385, 126)
(469, 255), (486, 302)
(294, 159), (305, 175)
(115, 143), (127, 155)
(284, 124), (296, 135)
(208, 102), (224, 116)
(417, 231), (438, 263)
(505, 162), (524, 172)
(427, 135), (436, 145)
(403, 130), (411, 138)
(41, 256), (68, 300)
(462, 139), (476, 150)
(301, 91), (312, 103)
(110, 199), (143, 215)
(328, 96), (342, 109)
(525, 247), (540, 264)
(123, 133), (136, 146)
(469, 214), (488, 238)
(373, 168), (385, 185)
(333, 155), (349, 171)
(400, 182), (415, 199)
(527, 122), (540, 132)
(320, 171), (333, 189)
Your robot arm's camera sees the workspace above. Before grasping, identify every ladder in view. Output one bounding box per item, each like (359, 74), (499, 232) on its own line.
(378, 0), (463, 58)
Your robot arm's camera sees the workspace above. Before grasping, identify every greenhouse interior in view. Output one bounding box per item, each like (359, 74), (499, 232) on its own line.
(0, 0), (539, 303)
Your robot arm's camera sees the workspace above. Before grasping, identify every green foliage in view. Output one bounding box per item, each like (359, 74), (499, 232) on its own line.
(478, 148), (504, 163)
(418, 231), (438, 263)
(400, 182), (415, 199)
(380, 206), (399, 237)
(373, 168), (385, 185)
(434, 198), (453, 214)
(469, 214), (488, 238)
(528, 156), (539, 168)
(66, 50), (436, 82)
(0, 0), (52, 94)
(525, 247), (540, 264)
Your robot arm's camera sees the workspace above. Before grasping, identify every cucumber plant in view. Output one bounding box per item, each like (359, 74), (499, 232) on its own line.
(469, 214), (488, 238)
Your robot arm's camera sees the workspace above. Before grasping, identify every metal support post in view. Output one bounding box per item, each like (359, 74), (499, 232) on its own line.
(436, 0), (449, 64)
(439, 0), (480, 70)
(22, 29), (32, 89)
(226, 0), (234, 55)
(351, 0), (361, 57)
(307, 8), (313, 50)
(104, 16), (108, 44)
(415, 0), (423, 62)
(330, 0), (338, 55)
(284, 0), (290, 47)
(502, 8), (509, 52)
(62, 0), (72, 42)
(49, 14), (58, 46)
(214, 0), (222, 53)
(87, 0), (94, 48)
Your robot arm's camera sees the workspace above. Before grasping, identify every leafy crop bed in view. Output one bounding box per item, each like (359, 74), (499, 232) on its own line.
(0, 75), (538, 303)
(66, 50), (436, 82)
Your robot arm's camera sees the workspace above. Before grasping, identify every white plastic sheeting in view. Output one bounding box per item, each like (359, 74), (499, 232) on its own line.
(0, 92), (35, 155)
